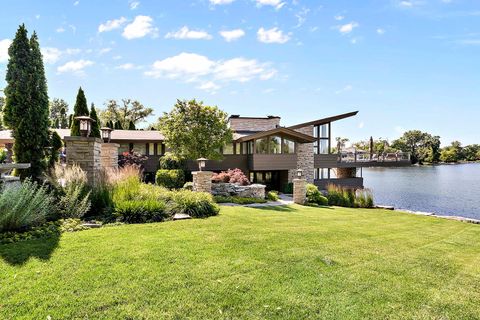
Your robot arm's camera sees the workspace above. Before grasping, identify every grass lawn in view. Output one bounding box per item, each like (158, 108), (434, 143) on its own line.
(1, 205), (480, 319)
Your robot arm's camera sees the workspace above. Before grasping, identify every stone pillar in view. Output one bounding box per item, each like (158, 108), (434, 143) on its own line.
(101, 143), (120, 169)
(192, 171), (212, 193)
(293, 178), (307, 205)
(65, 136), (102, 185)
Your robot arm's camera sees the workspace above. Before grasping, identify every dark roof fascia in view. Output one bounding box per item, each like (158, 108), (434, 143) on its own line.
(236, 127), (317, 143)
(288, 111), (359, 130)
(228, 116), (280, 120)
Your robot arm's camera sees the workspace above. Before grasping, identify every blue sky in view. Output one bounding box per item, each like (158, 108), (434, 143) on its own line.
(0, 0), (479, 145)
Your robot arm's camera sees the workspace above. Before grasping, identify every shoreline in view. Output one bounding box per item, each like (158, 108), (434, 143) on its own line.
(377, 205), (480, 225)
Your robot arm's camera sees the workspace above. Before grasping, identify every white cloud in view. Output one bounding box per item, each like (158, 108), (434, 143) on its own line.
(197, 81), (220, 93)
(377, 28), (385, 35)
(98, 17), (128, 33)
(130, 1), (140, 9)
(334, 15), (344, 21)
(73, 0), (79, 5)
(56, 27), (65, 33)
(294, 7), (310, 28)
(99, 47), (112, 55)
(0, 39), (12, 63)
(399, 1), (413, 7)
(219, 29), (245, 42)
(113, 55), (122, 60)
(122, 15), (158, 39)
(358, 121), (364, 129)
(165, 26), (212, 40)
(338, 22), (359, 34)
(65, 48), (81, 55)
(116, 63), (137, 70)
(209, 0), (235, 4)
(42, 47), (62, 64)
(257, 27), (290, 44)
(57, 60), (94, 74)
(145, 52), (277, 89)
(256, 0), (285, 10)
(335, 85), (353, 94)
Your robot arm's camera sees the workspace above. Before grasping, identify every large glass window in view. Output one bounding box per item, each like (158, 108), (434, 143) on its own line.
(255, 138), (268, 154)
(282, 139), (295, 154)
(223, 143), (234, 155)
(235, 143), (241, 155)
(157, 143), (165, 155)
(314, 168), (329, 180)
(319, 140), (329, 154)
(319, 124), (329, 138)
(314, 123), (330, 154)
(148, 143), (154, 155)
(269, 136), (282, 154)
(247, 141), (254, 154)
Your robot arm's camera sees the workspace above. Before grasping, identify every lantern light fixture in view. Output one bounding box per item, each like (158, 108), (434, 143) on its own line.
(196, 158), (208, 172)
(100, 127), (114, 143)
(75, 116), (94, 137)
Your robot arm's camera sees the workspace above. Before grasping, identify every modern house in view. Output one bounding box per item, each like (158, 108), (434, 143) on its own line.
(0, 111), (410, 191)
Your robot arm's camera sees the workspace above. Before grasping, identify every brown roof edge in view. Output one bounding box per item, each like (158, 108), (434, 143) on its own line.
(288, 111), (359, 130)
(228, 115), (281, 120)
(236, 127), (317, 143)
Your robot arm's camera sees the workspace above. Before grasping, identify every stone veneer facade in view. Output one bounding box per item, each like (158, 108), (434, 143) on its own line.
(293, 178), (307, 204)
(100, 143), (120, 169)
(65, 136), (102, 185)
(211, 183), (266, 199)
(192, 171), (213, 193)
(229, 117), (280, 131)
(288, 125), (314, 184)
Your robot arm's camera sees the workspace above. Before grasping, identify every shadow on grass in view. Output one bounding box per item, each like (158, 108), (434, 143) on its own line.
(0, 233), (61, 266)
(252, 204), (335, 212)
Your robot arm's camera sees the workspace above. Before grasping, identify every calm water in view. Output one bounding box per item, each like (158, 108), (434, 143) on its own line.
(362, 163), (480, 220)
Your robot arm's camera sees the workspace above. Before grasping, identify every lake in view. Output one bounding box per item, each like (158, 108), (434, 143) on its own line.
(362, 163), (480, 220)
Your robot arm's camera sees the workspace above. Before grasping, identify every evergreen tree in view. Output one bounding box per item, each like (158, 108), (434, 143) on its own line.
(128, 120), (136, 130)
(114, 121), (123, 130)
(68, 114), (73, 128)
(53, 118), (60, 129)
(89, 103), (101, 138)
(70, 87), (89, 136)
(108, 120), (114, 129)
(60, 107), (68, 128)
(4, 26), (50, 179)
(48, 130), (63, 168)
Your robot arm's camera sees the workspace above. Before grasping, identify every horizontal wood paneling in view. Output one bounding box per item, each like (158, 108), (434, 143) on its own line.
(248, 154), (297, 170)
(314, 154), (338, 168)
(186, 155), (249, 172)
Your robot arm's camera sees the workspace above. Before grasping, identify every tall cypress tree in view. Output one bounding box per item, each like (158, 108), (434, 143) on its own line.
(89, 103), (101, 138)
(128, 120), (136, 130)
(70, 87), (89, 136)
(4, 26), (49, 179)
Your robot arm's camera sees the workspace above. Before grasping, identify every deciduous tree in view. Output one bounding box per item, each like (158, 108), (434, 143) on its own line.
(100, 99), (153, 129)
(49, 98), (69, 128)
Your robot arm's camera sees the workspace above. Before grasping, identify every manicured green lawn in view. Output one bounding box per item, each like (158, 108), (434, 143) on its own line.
(1, 205), (480, 319)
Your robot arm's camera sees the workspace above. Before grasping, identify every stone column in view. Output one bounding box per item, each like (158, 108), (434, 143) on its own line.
(192, 171), (212, 193)
(101, 143), (120, 169)
(293, 178), (307, 205)
(65, 136), (102, 185)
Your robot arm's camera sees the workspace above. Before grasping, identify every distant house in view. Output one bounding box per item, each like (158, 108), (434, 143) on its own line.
(0, 111), (410, 191)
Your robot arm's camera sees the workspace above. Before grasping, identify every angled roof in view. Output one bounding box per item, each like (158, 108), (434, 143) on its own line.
(235, 127), (317, 143)
(288, 111), (359, 130)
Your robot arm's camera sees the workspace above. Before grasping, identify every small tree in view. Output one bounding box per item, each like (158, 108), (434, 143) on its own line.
(128, 120), (136, 130)
(48, 130), (63, 168)
(159, 99), (233, 160)
(89, 103), (101, 138)
(100, 98), (153, 129)
(70, 87), (89, 136)
(49, 98), (69, 128)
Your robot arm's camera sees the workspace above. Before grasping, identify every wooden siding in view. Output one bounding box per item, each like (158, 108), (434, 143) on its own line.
(248, 154), (297, 170)
(314, 177), (364, 190)
(186, 155), (249, 172)
(314, 154), (339, 168)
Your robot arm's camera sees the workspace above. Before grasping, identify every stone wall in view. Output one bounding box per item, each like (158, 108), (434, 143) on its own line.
(335, 167), (357, 179)
(228, 117), (280, 131)
(293, 178), (306, 204)
(65, 136), (102, 185)
(192, 171), (212, 193)
(212, 183), (266, 199)
(101, 143), (120, 169)
(288, 125), (314, 183)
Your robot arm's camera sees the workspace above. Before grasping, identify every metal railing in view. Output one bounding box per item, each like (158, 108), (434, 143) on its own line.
(338, 152), (411, 163)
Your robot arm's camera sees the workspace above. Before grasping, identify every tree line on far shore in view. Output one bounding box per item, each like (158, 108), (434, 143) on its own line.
(337, 130), (480, 164)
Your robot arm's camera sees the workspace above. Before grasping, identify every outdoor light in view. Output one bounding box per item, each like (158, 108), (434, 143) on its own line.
(197, 158), (208, 171)
(296, 168), (303, 178)
(75, 116), (94, 137)
(100, 127), (113, 143)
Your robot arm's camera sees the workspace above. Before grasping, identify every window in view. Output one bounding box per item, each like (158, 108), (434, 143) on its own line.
(319, 140), (329, 154)
(223, 143), (234, 155)
(235, 143), (241, 155)
(313, 123), (330, 154)
(314, 168), (329, 180)
(269, 136), (282, 154)
(157, 143), (164, 155)
(242, 142), (248, 154)
(282, 139), (295, 154)
(247, 141), (254, 154)
(319, 124), (329, 138)
(147, 143), (154, 156)
(255, 138), (268, 154)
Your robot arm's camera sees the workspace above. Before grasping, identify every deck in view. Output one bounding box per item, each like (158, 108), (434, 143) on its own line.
(315, 152), (411, 168)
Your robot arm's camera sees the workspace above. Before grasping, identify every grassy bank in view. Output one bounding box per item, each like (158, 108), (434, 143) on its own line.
(1, 205), (479, 319)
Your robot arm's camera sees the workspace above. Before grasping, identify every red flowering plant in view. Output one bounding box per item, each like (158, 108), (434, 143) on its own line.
(211, 168), (250, 186)
(118, 151), (148, 169)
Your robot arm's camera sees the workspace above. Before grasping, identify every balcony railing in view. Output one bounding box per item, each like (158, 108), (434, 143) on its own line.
(338, 152), (411, 163)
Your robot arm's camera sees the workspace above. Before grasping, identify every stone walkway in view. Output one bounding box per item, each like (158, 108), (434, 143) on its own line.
(219, 194), (294, 208)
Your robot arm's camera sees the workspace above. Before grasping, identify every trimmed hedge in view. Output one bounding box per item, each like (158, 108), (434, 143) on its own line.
(155, 169), (185, 189)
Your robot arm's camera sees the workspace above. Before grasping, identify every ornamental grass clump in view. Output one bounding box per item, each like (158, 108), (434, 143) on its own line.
(166, 190), (219, 218)
(355, 189), (374, 208)
(0, 179), (55, 232)
(326, 184), (374, 208)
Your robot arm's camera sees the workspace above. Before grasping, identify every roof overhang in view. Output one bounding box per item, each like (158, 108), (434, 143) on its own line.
(288, 111), (359, 130)
(236, 127), (317, 143)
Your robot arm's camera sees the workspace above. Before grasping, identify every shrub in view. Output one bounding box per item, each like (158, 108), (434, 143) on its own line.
(159, 152), (185, 170)
(266, 190), (279, 201)
(118, 151), (147, 168)
(214, 195), (267, 204)
(114, 199), (167, 223)
(155, 169), (185, 189)
(211, 168), (249, 185)
(0, 149), (7, 164)
(166, 190), (219, 218)
(0, 179), (55, 232)
(183, 182), (193, 190)
(306, 184), (328, 206)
